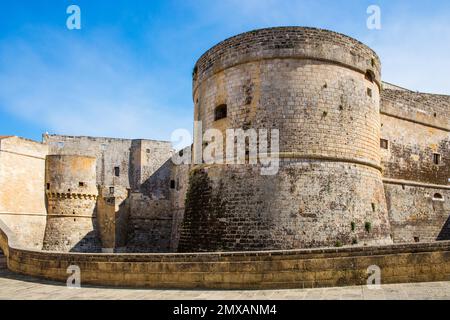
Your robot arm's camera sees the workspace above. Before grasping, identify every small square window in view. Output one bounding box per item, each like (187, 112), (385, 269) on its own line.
(380, 139), (389, 149)
(79, 182), (85, 187)
(114, 167), (120, 177)
(433, 153), (441, 165)
(214, 104), (227, 121)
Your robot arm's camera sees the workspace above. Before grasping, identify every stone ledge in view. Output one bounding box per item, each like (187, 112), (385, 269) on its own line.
(1, 216), (449, 289)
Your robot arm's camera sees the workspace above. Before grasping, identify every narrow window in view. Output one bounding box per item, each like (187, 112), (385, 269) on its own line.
(170, 180), (176, 189)
(214, 104), (227, 121)
(46, 183), (50, 190)
(114, 166), (120, 177)
(380, 139), (389, 149)
(433, 153), (441, 165)
(109, 187), (114, 195)
(371, 203), (376, 212)
(367, 88), (373, 97)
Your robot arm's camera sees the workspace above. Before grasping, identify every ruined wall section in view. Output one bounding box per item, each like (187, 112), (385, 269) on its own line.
(180, 27), (392, 252)
(0, 136), (48, 249)
(43, 155), (101, 252)
(380, 89), (450, 243)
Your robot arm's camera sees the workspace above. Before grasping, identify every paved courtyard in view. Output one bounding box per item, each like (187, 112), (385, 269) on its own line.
(0, 267), (449, 300)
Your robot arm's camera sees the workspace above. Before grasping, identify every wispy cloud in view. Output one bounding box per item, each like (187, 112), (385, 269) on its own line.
(0, 1), (448, 144)
(0, 27), (192, 140)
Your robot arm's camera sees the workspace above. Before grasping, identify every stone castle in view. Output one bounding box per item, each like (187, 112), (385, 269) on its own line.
(0, 27), (449, 255)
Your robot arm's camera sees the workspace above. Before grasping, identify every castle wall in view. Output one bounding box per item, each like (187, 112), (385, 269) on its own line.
(126, 192), (172, 252)
(96, 186), (129, 252)
(43, 135), (176, 252)
(380, 89), (450, 243)
(180, 27), (392, 252)
(384, 183), (450, 243)
(0, 136), (48, 249)
(43, 135), (173, 195)
(42, 155), (101, 252)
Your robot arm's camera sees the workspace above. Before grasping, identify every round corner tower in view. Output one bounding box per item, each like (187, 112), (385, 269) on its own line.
(179, 27), (392, 252)
(43, 155), (101, 252)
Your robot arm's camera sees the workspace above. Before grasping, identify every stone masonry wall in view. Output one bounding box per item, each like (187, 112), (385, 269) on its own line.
(380, 102), (449, 186)
(385, 183), (450, 243)
(43, 155), (101, 252)
(380, 89), (450, 243)
(126, 192), (172, 252)
(0, 136), (48, 249)
(181, 27), (392, 252)
(43, 135), (173, 195)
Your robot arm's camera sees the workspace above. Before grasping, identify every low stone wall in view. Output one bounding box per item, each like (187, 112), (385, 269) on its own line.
(1, 219), (449, 289)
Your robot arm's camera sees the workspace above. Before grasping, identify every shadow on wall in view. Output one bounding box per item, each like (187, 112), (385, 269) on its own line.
(437, 215), (450, 241)
(126, 158), (175, 253)
(139, 158), (172, 198)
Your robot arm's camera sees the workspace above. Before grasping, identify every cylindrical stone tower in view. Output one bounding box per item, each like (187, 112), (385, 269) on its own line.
(179, 27), (392, 252)
(43, 155), (101, 252)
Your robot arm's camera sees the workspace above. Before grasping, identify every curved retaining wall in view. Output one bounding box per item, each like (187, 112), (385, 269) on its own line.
(1, 218), (449, 289)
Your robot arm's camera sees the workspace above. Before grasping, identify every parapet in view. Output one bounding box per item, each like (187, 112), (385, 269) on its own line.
(193, 26), (381, 93)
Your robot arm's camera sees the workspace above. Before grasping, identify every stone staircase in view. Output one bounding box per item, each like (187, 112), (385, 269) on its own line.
(0, 250), (6, 270)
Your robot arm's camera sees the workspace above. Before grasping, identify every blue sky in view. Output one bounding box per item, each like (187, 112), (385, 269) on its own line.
(0, 0), (449, 142)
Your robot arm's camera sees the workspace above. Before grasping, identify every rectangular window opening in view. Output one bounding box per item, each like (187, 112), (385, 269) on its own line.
(114, 166), (120, 177)
(433, 153), (441, 165)
(380, 139), (389, 149)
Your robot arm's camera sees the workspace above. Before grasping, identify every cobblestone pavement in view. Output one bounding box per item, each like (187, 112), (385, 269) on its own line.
(0, 268), (449, 300)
